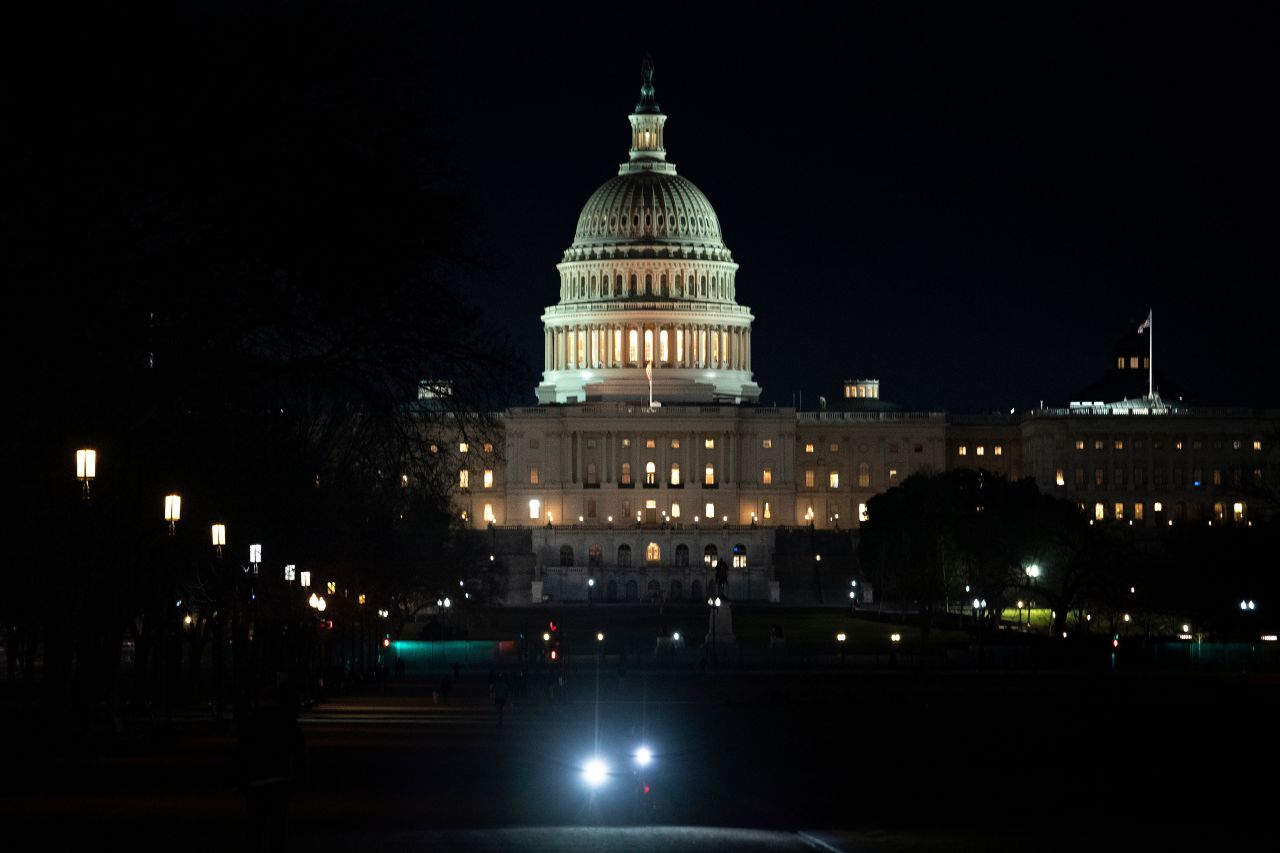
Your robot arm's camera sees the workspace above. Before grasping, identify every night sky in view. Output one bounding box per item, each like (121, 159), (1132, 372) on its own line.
(7, 4), (1277, 413)
(417, 6), (1277, 411)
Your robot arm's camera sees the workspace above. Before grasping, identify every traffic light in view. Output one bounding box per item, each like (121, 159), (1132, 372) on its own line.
(1112, 633), (1120, 649)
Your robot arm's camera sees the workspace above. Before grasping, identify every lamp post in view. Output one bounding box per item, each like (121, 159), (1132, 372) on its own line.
(160, 494), (182, 724)
(76, 448), (96, 499)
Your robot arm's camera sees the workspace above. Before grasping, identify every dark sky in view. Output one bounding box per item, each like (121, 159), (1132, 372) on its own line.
(7, 4), (1276, 413)
(415, 5), (1277, 411)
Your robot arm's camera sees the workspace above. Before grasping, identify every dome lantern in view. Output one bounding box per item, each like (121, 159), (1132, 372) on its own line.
(623, 55), (673, 176)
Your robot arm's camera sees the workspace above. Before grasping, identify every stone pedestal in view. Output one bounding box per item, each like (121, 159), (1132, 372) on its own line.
(705, 600), (737, 664)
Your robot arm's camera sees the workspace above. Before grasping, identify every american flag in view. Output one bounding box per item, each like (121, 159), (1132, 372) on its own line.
(1137, 311), (1151, 334)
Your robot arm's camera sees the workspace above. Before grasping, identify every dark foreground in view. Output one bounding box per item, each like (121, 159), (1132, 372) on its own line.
(3, 667), (1277, 851)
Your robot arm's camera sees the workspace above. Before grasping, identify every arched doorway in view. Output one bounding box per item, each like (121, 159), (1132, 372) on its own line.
(607, 579), (618, 602)
(647, 579), (662, 601)
(690, 579), (702, 601)
(670, 580), (683, 600)
(625, 580), (639, 601)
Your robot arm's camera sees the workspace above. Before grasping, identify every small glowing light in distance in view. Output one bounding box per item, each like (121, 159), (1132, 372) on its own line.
(1182, 624), (1190, 633)
(673, 632), (680, 641)
(543, 632), (551, 642)
(890, 633), (901, 644)
(836, 633), (847, 642)
(1123, 614), (1131, 623)
(596, 632), (605, 642)
(1178, 633), (1194, 640)
(583, 758), (608, 787)
(849, 591), (856, 599)
(1262, 635), (1278, 643)
(634, 746), (652, 767)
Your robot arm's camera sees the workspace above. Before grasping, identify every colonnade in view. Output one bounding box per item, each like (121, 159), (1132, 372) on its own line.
(545, 323), (752, 372)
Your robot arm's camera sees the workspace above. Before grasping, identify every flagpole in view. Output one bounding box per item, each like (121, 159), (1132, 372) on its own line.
(1152, 307), (1162, 397)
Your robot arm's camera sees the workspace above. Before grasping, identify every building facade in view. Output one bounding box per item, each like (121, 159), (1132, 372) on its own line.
(450, 66), (1280, 606)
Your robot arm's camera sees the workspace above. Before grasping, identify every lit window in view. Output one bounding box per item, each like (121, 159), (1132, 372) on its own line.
(1175, 440), (1183, 451)
(459, 442), (469, 453)
(1094, 502), (1105, 521)
(1193, 440), (1202, 450)
(732, 545), (748, 569)
(671, 502), (681, 518)
(1094, 439), (1104, 450)
(805, 470), (815, 488)
(829, 472), (840, 489)
(888, 468), (899, 483)
(829, 443), (839, 453)
(628, 329), (639, 363)
(1075, 439), (1085, 450)
(529, 499), (541, 520)
(1154, 501), (1164, 512)
(483, 469), (493, 489)
(1056, 468), (1065, 487)
(1129, 357), (1139, 369)
(994, 446), (1003, 456)
(1117, 357), (1125, 369)
(858, 503), (868, 522)
(646, 542), (661, 565)
(621, 463), (632, 485)
(958, 446), (968, 456)
(1234, 502), (1246, 523)
(459, 470), (470, 489)
(705, 464), (715, 486)
(670, 464), (681, 485)
(1114, 502), (1124, 520)
(762, 439), (773, 449)
(858, 463), (870, 488)
(671, 439), (681, 449)
(1134, 502), (1144, 521)
(529, 466), (540, 485)
(764, 501), (772, 519)
(483, 504), (495, 523)
(483, 443), (493, 453)
(805, 443), (815, 454)
(976, 446), (985, 456)
(1114, 439), (1124, 450)
(1233, 440), (1242, 451)
(646, 439), (656, 449)
(761, 467), (772, 485)
(705, 503), (715, 519)
(622, 438), (632, 447)
(645, 461), (657, 485)
(1212, 469), (1222, 486)
(705, 438), (715, 449)
(1254, 440), (1263, 451)
(1213, 502), (1225, 521)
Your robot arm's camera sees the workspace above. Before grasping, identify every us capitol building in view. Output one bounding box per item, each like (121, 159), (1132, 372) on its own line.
(448, 63), (1279, 606)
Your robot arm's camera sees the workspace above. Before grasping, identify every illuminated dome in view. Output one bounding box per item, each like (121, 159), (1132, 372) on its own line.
(535, 59), (761, 406)
(568, 172), (729, 260)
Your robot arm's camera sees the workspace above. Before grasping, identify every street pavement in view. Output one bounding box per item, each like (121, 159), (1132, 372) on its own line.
(2, 667), (1278, 851)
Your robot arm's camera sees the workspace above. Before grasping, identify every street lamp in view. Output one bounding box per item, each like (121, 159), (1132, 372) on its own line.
(164, 493), (182, 535)
(76, 448), (96, 498)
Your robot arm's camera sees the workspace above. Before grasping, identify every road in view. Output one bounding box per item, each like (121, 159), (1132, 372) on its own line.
(2, 665), (1277, 850)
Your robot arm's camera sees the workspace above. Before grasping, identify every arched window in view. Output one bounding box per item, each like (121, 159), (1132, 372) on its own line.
(628, 329), (639, 363)
(732, 544), (747, 568)
(647, 579), (662, 600)
(645, 273), (652, 294)
(646, 542), (661, 564)
(675, 274), (683, 296)
(858, 463), (871, 488)
(588, 545), (603, 568)
(675, 544), (690, 567)
(615, 274), (623, 296)
(704, 544), (718, 566)
(621, 462), (632, 485)
(560, 545), (574, 567)
(645, 461), (657, 485)
(630, 274), (638, 295)
(671, 501), (681, 518)
(670, 580), (683, 600)
(705, 464), (716, 486)
(529, 499), (541, 520)
(690, 579), (702, 601)
(700, 275), (707, 296)
(660, 329), (669, 362)
(670, 463), (681, 485)
(644, 329), (653, 363)
(625, 580), (639, 601)
(607, 579), (618, 601)
(660, 274), (668, 295)
(617, 544), (632, 567)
